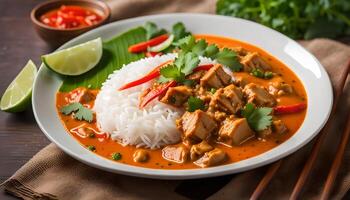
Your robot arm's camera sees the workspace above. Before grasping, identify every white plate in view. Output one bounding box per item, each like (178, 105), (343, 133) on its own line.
(32, 13), (333, 179)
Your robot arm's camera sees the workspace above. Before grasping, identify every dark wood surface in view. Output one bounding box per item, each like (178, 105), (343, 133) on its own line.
(0, 0), (52, 199)
(1, 1), (350, 200)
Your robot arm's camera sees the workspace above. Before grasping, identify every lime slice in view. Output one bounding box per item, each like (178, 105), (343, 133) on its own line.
(42, 38), (102, 76)
(1, 60), (37, 112)
(149, 34), (174, 52)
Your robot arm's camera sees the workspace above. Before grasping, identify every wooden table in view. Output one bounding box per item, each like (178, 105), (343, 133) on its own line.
(0, 0), (52, 199)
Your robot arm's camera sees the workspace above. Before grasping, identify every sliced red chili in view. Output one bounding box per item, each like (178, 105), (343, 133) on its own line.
(274, 103), (307, 115)
(146, 52), (163, 57)
(128, 34), (169, 53)
(193, 64), (214, 72)
(139, 81), (177, 108)
(118, 60), (173, 91)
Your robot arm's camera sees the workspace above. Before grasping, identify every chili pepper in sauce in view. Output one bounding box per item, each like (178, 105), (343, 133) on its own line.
(274, 103), (307, 115)
(128, 34), (169, 53)
(139, 81), (177, 108)
(40, 5), (102, 29)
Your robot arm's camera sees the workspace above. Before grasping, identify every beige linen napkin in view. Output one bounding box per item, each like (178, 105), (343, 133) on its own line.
(2, 1), (350, 199)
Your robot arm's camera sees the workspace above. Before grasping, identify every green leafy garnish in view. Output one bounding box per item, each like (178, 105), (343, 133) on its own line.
(187, 96), (205, 112)
(87, 145), (96, 151)
(216, 0), (350, 39)
(205, 44), (219, 58)
(210, 88), (217, 94)
(172, 22), (191, 41)
(215, 48), (242, 72)
(144, 22), (167, 40)
(192, 39), (208, 56)
(251, 69), (273, 79)
(60, 102), (94, 123)
(241, 103), (273, 131)
(111, 152), (122, 161)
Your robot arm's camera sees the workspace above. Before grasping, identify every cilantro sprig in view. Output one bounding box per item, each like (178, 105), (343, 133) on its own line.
(144, 22), (167, 40)
(187, 96), (205, 112)
(241, 103), (273, 131)
(61, 102), (94, 123)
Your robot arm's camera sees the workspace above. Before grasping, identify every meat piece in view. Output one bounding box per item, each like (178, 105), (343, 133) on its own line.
(243, 83), (277, 107)
(200, 64), (231, 89)
(162, 145), (189, 163)
(160, 86), (192, 106)
(177, 110), (217, 144)
(273, 120), (288, 134)
(66, 87), (95, 104)
(234, 76), (250, 87)
(257, 127), (272, 139)
(232, 46), (248, 57)
(209, 84), (244, 114)
(218, 118), (255, 146)
(269, 80), (293, 96)
(194, 148), (227, 168)
(187, 70), (206, 82)
(133, 149), (149, 163)
(240, 52), (271, 72)
(190, 141), (214, 161)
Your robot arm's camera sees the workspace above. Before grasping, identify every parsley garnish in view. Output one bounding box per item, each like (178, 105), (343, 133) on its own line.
(241, 103), (273, 131)
(144, 22), (167, 40)
(172, 22), (191, 41)
(111, 152), (122, 161)
(187, 96), (205, 112)
(61, 102), (93, 123)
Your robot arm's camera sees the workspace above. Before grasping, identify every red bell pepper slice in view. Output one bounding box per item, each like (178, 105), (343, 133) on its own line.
(139, 81), (177, 108)
(146, 52), (163, 57)
(274, 103), (307, 115)
(118, 60), (173, 91)
(128, 34), (169, 53)
(193, 64), (214, 72)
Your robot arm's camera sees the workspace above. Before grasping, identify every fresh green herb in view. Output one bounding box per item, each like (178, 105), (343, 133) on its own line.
(144, 22), (167, 40)
(215, 48), (242, 71)
(251, 69), (273, 79)
(187, 96), (205, 112)
(216, 0), (350, 39)
(111, 152), (122, 161)
(191, 39), (208, 56)
(210, 88), (217, 94)
(172, 22), (191, 41)
(60, 102), (94, 123)
(241, 103), (273, 131)
(87, 145), (96, 151)
(205, 44), (219, 58)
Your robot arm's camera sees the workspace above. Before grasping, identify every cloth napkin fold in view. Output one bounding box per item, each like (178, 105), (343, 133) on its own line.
(2, 1), (350, 199)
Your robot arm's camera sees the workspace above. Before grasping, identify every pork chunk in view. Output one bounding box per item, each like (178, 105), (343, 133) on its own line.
(162, 145), (189, 163)
(269, 80), (293, 96)
(177, 110), (217, 144)
(194, 148), (227, 168)
(200, 64), (231, 89)
(243, 83), (277, 107)
(218, 118), (255, 146)
(190, 141), (214, 161)
(273, 120), (288, 134)
(209, 84), (244, 114)
(133, 149), (149, 163)
(240, 52), (271, 72)
(160, 86), (192, 106)
(66, 87), (95, 104)
(257, 127), (272, 139)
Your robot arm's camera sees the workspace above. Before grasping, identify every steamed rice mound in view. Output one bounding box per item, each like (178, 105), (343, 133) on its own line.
(94, 53), (216, 149)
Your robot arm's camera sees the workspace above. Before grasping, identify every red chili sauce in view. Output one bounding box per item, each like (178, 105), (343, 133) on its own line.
(40, 5), (102, 29)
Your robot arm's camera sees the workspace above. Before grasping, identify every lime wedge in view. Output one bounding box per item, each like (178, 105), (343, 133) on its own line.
(1, 60), (37, 112)
(42, 38), (102, 76)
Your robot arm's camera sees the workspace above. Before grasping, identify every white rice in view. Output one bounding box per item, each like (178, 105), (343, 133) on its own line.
(94, 53), (216, 149)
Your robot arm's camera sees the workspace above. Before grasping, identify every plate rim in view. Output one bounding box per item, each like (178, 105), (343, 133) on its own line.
(32, 13), (333, 179)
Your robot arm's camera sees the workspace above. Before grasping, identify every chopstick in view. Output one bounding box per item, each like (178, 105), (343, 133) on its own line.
(250, 161), (282, 200)
(320, 113), (350, 199)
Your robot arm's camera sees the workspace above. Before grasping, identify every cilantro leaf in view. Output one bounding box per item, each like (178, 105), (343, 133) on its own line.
(60, 102), (81, 115)
(172, 22), (191, 41)
(215, 48), (242, 72)
(205, 44), (219, 59)
(144, 22), (167, 40)
(181, 52), (200, 75)
(159, 65), (185, 82)
(242, 103), (273, 131)
(61, 102), (94, 123)
(187, 96), (205, 112)
(174, 35), (196, 53)
(192, 39), (208, 56)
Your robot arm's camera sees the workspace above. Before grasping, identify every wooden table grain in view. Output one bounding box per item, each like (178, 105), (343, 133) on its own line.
(0, 0), (52, 199)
